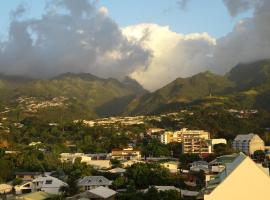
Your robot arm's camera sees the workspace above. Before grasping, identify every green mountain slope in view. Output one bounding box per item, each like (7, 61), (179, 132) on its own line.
(125, 71), (234, 115)
(0, 73), (146, 120)
(125, 59), (270, 115)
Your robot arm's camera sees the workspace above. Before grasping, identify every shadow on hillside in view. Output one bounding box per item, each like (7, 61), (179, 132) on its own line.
(95, 95), (135, 117)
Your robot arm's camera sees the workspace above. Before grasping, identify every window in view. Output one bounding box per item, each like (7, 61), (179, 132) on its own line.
(45, 180), (53, 184)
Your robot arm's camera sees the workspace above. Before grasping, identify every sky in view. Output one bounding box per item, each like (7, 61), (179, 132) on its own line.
(0, 0), (250, 39)
(0, 0), (269, 91)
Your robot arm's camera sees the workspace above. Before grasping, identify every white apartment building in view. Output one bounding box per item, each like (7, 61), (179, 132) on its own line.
(232, 133), (265, 155)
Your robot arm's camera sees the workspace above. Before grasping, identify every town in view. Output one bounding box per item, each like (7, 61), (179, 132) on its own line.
(0, 110), (270, 200)
(1, 0), (270, 199)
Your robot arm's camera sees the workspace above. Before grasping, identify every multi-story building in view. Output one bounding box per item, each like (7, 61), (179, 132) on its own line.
(160, 128), (212, 154)
(160, 131), (175, 144)
(232, 133), (265, 155)
(181, 128), (211, 154)
(110, 147), (141, 160)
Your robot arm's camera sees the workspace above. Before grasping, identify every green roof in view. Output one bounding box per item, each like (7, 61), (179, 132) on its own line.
(212, 154), (238, 165)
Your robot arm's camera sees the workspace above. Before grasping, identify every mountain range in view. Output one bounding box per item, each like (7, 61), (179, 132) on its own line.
(1, 59), (270, 120)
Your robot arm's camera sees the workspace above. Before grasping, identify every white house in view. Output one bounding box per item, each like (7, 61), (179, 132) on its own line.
(15, 175), (67, 195)
(202, 153), (270, 200)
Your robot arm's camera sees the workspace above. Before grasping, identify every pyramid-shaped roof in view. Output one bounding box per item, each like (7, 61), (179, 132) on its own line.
(204, 153), (270, 200)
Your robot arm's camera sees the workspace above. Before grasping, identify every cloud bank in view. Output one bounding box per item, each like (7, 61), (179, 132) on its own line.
(1, 0), (270, 91)
(0, 0), (150, 79)
(127, 0), (270, 90)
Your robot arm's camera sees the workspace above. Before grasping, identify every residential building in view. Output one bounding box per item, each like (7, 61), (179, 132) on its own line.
(15, 172), (43, 182)
(110, 147), (141, 160)
(78, 176), (112, 191)
(232, 133), (265, 155)
(209, 153), (247, 174)
(160, 161), (179, 173)
(15, 175), (67, 195)
(181, 128), (211, 154)
(190, 161), (210, 173)
(60, 153), (111, 169)
(60, 153), (85, 163)
(160, 131), (182, 144)
(150, 186), (180, 193)
(67, 186), (116, 200)
(201, 153), (270, 200)
(147, 128), (164, 135)
(121, 160), (144, 168)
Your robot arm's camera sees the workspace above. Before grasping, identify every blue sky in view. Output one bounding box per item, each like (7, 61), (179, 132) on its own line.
(0, 0), (252, 40)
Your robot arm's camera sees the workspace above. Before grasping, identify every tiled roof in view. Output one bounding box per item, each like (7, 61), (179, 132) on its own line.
(78, 176), (112, 186)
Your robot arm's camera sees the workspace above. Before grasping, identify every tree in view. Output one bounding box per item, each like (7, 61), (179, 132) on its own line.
(253, 150), (265, 163)
(112, 177), (125, 190)
(179, 154), (200, 169)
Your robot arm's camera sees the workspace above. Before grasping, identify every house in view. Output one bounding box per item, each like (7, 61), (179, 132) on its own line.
(67, 186), (116, 200)
(190, 161), (210, 173)
(153, 185), (180, 192)
(160, 161), (179, 173)
(209, 154), (238, 173)
(110, 147), (141, 160)
(82, 159), (112, 169)
(232, 133), (265, 155)
(60, 153), (111, 169)
(78, 176), (112, 191)
(15, 175), (67, 195)
(16, 191), (54, 200)
(121, 160), (144, 168)
(201, 153), (270, 200)
(31, 175), (67, 194)
(15, 172), (43, 182)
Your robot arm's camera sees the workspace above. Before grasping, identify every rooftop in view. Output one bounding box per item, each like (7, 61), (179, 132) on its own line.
(234, 133), (257, 141)
(78, 176), (112, 186)
(88, 186), (116, 199)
